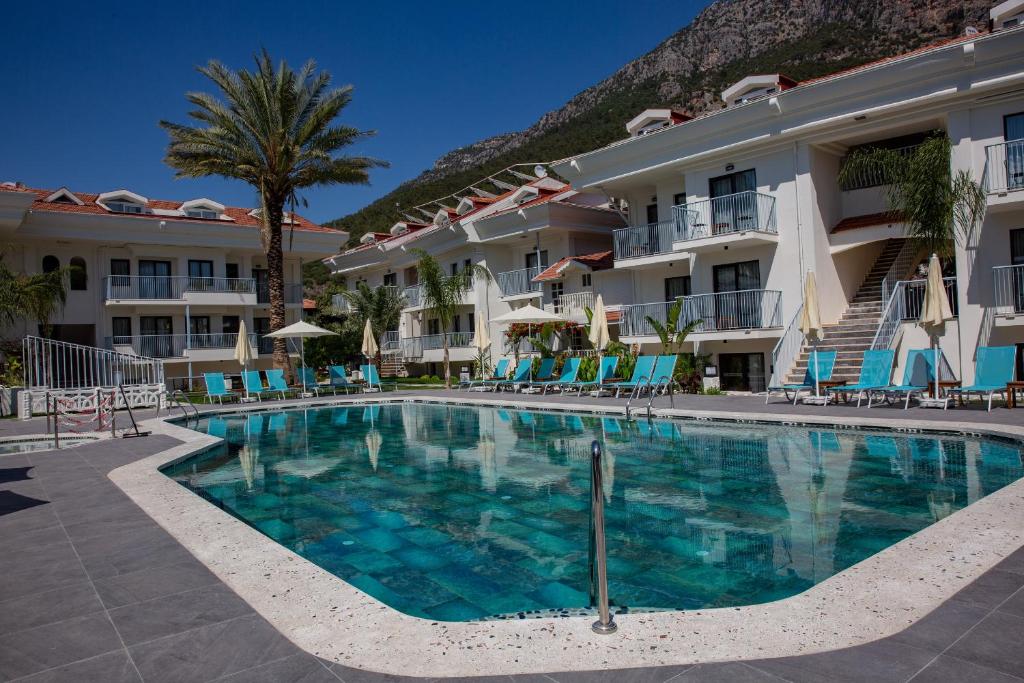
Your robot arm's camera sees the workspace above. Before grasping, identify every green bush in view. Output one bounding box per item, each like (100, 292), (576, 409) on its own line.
(699, 386), (724, 395)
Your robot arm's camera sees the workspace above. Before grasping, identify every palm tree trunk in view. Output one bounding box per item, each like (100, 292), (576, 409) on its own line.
(442, 333), (451, 389)
(264, 201), (291, 382)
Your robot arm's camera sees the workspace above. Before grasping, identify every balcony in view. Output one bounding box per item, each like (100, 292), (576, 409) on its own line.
(395, 332), (475, 361)
(107, 333), (257, 360)
(421, 332), (474, 350)
(403, 285), (423, 308)
(984, 140), (1024, 209)
(543, 291), (594, 322)
(620, 289), (783, 339)
(672, 191), (778, 252)
(993, 265), (1024, 324)
(331, 294), (351, 314)
(256, 282), (304, 305)
(381, 330), (401, 354)
(496, 267), (542, 298)
(612, 220), (676, 263)
(103, 276), (256, 305)
(838, 143), (920, 191)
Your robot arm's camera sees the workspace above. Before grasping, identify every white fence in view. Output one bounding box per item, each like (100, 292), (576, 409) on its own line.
(23, 335), (164, 390)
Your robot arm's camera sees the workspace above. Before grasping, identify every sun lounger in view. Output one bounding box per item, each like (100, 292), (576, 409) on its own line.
(517, 358), (555, 393)
(203, 372), (237, 404)
(877, 349), (939, 409)
(571, 356), (620, 396)
(328, 366), (361, 394)
(766, 349), (837, 404)
(264, 369), (295, 399)
(360, 364), (394, 392)
(604, 355), (657, 397)
(530, 357), (582, 394)
(241, 370), (274, 402)
(947, 346), (1016, 411)
(824, 349), (895, 407)
(465, 358), (510, 391)
(496, 359), (532, 392)
(296, 367), (324, 395)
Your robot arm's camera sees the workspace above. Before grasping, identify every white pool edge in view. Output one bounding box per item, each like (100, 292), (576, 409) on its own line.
(108, 395), (1024, 677)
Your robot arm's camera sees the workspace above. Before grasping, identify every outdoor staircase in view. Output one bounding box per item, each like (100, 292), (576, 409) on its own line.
(381, 355), (408, 378)
(785, 239), (910, 384)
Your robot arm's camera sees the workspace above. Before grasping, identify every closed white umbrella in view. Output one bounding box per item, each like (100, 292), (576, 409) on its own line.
(799, 271), (824, 397)
(234, 320), (254, 398)
(589, 295), (611, 393)
(919, 254), (953, 399)
(266, 321), (338, 394)
(361, 319), (379, 359)
(471, 311), (492, 381)
(490, 304), (562, 382)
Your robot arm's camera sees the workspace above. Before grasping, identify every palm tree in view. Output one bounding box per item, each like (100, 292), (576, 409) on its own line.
(645, 299), (700, 354)
(838, 134), (985, 260)
(340, 282), (405, 365)
(0, 254), (69, 336)
(411, 249), (491, 388)
(160, 50), (386, 376)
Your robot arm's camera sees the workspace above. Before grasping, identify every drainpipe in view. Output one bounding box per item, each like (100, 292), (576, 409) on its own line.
(185, 304), (192, 392)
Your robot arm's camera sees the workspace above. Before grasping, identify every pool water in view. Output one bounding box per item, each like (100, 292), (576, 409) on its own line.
(165, 402), (1024, 621)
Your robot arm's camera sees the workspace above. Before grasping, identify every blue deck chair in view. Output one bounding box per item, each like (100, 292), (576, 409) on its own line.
(605, 355), (657, 397)
(809, 431), (842, 453)
(517, 358), (555, 392)
(328, 366), (360, 394)
(824, 349), (895, 407)
(519, 412), (536, 427)
(361, 364), (394, 393)
(246, 413), (264, 438)
(496, 359), (532, 392)
(532, 357), (582, 394)
(877, 349), (938, 410)
(465, 358), (510, 391)
(766, 349), (838, 405)
(564, 414), (585, 432)
(648, 355), (678, 394)
(866, 434), (903, 476)
(241, 370), (273, 402)
(203, 372), (237, 404)
(572, 356), (620, 396)
(947, 346), (1016, 411)
(264, 369), (293, 400)
(363, 405), (381, 422)
(496, 409), (512, 422)
(296, 367), (323, 395)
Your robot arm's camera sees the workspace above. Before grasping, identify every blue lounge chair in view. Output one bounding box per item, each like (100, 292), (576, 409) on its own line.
(296, 367), (323, 395)
(947, 346), (1016, 411)
(605, 355), (657, 397)
(496, 358), (532, 392)
(241, 370), (274, 402)
(877, 349), (939, 410)
(531, 357), (582, 394)
(824, 349), (895, 407)
(360, 364), (393, 392)
(573, 356), (620, 396)
(265, 369), (294, 399)
(766, 349), (838, 404)
(517, 358), (555, 393)
(647, 355), (678, 393)
(466, 358), (510, 391)
(203, 372), (237, 404)
(328, 365), (360, 394)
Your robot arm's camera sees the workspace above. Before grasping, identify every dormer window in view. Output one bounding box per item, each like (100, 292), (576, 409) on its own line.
(721, 74), (796, 108)
(97, 190), (148, 215)
(44, 188), (84, 205)
(992, 0), (1024, 29)
(185, 208), (219, 219)
(107, 200), (144, 214)
(180, 198), (225, 220)
(625, 109), (692, 138)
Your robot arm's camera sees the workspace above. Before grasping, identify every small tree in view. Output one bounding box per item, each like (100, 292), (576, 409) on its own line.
(412, 250), (491, 388)
(0, 253), (69, 337)
(645, 300), (700, 354)
(339, 282), (405, 368)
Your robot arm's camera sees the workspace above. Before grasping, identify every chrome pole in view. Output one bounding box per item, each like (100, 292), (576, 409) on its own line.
(590, 440), (616, 634)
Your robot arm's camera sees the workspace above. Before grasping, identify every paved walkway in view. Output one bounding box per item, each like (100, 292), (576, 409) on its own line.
(1, 392), (1023, 681)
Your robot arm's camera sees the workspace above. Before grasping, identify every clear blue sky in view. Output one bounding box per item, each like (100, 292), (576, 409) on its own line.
(0, 1), (707, 224)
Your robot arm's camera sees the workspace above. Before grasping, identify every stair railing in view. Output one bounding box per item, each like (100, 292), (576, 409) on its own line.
(768, 304), (803, 389)
(880, 240), (918, 305)
(870, 282), (908, 350)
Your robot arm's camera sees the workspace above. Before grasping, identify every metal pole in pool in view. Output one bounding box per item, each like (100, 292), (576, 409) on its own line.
(590, 440), (616, 634)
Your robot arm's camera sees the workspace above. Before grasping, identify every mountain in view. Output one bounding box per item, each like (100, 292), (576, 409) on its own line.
(328, 0), (990, 242)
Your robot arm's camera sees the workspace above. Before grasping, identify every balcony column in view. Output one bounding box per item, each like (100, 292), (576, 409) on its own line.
(185, 304), (193, 391)
(948, 108), (977, 384)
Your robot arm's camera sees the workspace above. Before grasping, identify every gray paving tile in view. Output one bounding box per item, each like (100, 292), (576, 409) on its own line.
(549, 665), (693, 682)
(60, 516), (161, 543)
(2, 522), (68, 553)
(908, 654), (1024, 682)
(889, 599), (990, 652)
(950, 570), (1024, 610)
(997, 548), (1024, 576)
(999, 587), (1024, 619)
(93, 558), (220, 609)
(329, 665), (435, 682)
(14, 649), (142, 683)
(0, 505), (59, 535)
(749, 639), (936, 682)
(0, 612), (123, 680)
(128, 613), (298, 682)
(0, 542), (88, 602)
(0, 581), (104, 636)
(216, 653), (340, 682)
(947, 610), (1024, 678)
(670, 663), (788, 682)
(108, 583), (254, 646)
(77, 534), (193, 580)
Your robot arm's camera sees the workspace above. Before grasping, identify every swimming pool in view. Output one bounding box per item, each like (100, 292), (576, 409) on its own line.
(164, 402), (1024, 622)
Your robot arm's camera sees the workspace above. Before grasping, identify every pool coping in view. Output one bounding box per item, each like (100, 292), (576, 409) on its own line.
(107, 394), (1024, 677)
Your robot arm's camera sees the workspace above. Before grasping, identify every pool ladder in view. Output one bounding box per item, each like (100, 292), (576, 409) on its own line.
(588, 440), (616, 634)
(624, 375), (675, 421)
(165, 390), (200, 421)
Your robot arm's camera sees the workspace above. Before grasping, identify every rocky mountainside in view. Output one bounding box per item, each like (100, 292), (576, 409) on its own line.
(330, 0), (990, 242)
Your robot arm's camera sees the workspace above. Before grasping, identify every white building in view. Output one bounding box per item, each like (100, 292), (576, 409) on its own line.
(0, 184), (345, 387)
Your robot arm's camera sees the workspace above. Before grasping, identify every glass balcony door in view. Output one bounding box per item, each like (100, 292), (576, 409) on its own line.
(1005, 113), (1024, 191)
(709, 169), (757, 234)
(712, 260), (761, 328)
(138, 260), (171, 299)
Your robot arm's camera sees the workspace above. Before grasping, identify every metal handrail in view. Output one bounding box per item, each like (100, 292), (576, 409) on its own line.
(589, 440), (616, 634)
(984, 139), (1024, 194)
(612, 220), (675, 261)
(624, 373), (654, 421)
(880, 240), (919, 305)
(645, 376), (675, 419)
(166, 390), (199, 420)
(768, 304), (803, 389)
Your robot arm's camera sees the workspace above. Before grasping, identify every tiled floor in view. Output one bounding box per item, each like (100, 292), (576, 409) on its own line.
(1, 393), (1023, 680)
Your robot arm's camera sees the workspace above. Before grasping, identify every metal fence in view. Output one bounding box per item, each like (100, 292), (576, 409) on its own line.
(871, 277), (958, 350)
(404, 285), (423, 307)
(673, 191), (777, 241)
(106, 333), (257, 358)
(496, 267), (543, 297)
(620, 301), (675, 337)
(984, 139), (1024, 194)
(993, 264), (1024, 314)
(620, 290), (782, 336)
(102, 275), (257, 300)
(420, 332), (474, 350)
(22, 335), (164, 390)
(612, 220), (676, 261)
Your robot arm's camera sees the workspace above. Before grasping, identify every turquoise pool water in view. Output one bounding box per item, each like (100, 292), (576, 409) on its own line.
(165, 402), (1024, 621)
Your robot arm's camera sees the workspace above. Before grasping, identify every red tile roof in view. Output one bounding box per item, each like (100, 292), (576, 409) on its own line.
(832, 211), (903, 233)
(533, 250), (613, 282)
(302, 298), (316, 310)
(2, 185), (334, 232)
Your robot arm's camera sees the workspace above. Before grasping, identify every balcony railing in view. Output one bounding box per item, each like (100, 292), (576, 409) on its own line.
(103, 275), (256, 301)
(993, 264), (1024, 314)
(331, 294), (351, 313)
(404, 285), (423, 307)
(544, 291), (594, 319)
(673, 191), (777, 241)
(839, 143), (921, 191)
(496, 267), (543, 297)
(421, 332), (474, 350)
(620, 289), (783, 336)
(107, 333), (257, 359)
(256, 282), (304, 304)
(381, 330), (401, 353)
(985, 140), (1024, 194)
(871, 277), (958, 350)
(612, 220), (675, 261)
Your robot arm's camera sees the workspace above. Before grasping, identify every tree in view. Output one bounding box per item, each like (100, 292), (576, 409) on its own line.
(160, 50), (386, 376)
(339, 282), (405, 366)
(412, 249), (491, 388)
(645, 300), (701, 354)
(0, 254), (69, 337)
(838, 134), (985, 260)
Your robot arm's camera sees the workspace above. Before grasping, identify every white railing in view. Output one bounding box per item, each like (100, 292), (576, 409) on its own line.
(768, 304), (804, 388)
(612, 220), (675, 261)
(984, 140), (1024, 194)
(400, 336), (423, 358)
(106, 333), (257, 359)
(22, 335), (164, 390)
(673, 191), (777, 241)
(682, 289), (783, 332)
(331, 293), (351, 313)
(404, 285), (423, 307)
(381, 330), (401, 354)
(420, 332), (474, 350)
(496, 267), (542, 297)
(871, 277), (958, 350)
(545, 291), (594, 319)
(880, 240), (919, 305)
(620, 301), (675, 337)
(103, 275), (256, 301)
(993, 264), (1024, 315)
(839, 143), (921, 191)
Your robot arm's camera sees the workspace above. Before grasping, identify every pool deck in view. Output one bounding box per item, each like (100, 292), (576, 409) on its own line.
(1, 391), (1023, 681)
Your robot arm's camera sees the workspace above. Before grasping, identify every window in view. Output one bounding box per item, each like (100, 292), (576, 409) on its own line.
(525, 250), (548, 271)
(464, 259), (471, 272)
(222, 316), (240, 334)
(582, 273), (592, 288)
(646, 203), (659, 224)
(254, 317), (272, 354)
(665, 276), (691, 301)
(110, 259), (130, 276)
(673, 192), (686, 207)
(713, 260), (760, 292)
(452, 316), (461, 333)
(69, 257), (87, 291)
(383, 272), (397, 287)
(189, 316), (211, 336)
(450, 262), (459, 277)
(225, 263), (239, 279)
(550, 282), (564, 305)
(188, 260), (213, 278)
(428, 319), (440, 335)
(111, 317), (131, 340)
(106, 201), (143, 214)
(185, 209), (219, 220)
(42, 255), (60, 273)
(467, 313), (475, 333)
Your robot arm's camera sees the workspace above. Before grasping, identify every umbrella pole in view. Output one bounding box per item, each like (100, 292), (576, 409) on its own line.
(301, 338), (307, 395)
(933, 338), (940, 400)
(814, 345), (820, 397)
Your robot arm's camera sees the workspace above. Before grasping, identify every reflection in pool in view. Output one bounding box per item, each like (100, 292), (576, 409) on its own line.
(165, 403), (1024, 621)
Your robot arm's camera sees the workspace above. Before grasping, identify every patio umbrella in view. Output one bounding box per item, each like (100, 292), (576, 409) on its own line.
(589, 295), (611, 392)
(471, 311), (491, 379)
(918, 254), (953, 399)
(234, 320), (254, 398)
(265, 321), (338, 394)
(490, 304), (562, 381)
(361, 319), (378, 360)
(799, 271), (824, 397)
